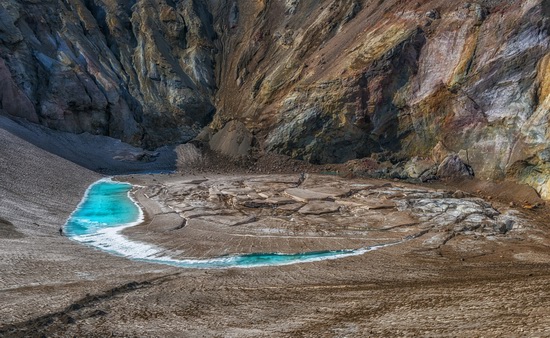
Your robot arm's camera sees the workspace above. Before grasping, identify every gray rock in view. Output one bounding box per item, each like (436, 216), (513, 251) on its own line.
(0, 0), (216, 148)
(419, 168), (438, 182)
(425, 10), (440, 20)
(405, 157), (437, 179)
(209, 121), (253, 157)
(0, 0), (549, 200)
(437, 155), (474, 179)
(229, 2), (239, 28)
(389, 165), (408, 180)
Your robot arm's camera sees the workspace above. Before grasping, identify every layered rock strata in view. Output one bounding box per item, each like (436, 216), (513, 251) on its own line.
(1, 0), (550, 195)
(0, 0), (216, 147)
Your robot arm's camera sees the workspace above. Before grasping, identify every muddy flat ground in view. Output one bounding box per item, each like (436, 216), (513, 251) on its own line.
(2, 123), (550, 337)
(3, 162), (550, 336)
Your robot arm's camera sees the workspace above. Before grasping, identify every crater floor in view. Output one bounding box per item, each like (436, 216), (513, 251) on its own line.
(124, 174), (522, 260)
(4, 173), (550, 337)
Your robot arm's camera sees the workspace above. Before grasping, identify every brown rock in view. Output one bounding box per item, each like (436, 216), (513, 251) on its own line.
(284, 188), (334, 203)
(0, 0), (550, 197)
(298, 201), (340, 215)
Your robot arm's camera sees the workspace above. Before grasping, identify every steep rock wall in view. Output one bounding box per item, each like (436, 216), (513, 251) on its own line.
(213, 0), (550, 196)
(0, 0), (216, 147)
(1, 0), (550, 196)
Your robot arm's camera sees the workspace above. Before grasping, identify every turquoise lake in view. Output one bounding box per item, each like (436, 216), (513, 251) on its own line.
(65, 179), (385, 269)
(65, 180), (141, 237)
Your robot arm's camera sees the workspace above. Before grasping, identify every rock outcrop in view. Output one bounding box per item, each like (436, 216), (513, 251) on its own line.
(1, 0), (550, 196)
(0, 0), (216, 148)
(437, 154), (475, 179)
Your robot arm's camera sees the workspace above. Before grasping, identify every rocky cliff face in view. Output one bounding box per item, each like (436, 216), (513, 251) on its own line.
(0, 0), (216, 147)
(1, 0), (550, 196)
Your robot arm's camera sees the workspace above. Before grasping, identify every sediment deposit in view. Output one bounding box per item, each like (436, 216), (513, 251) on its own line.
(4, 163), (550, 336)
(124, 173), (521, 259)
(1, 123), (550, 335)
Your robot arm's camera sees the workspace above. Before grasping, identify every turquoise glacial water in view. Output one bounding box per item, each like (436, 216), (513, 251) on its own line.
(65, 180), (140, 237)
(65, 179), (386, 269)
(138, 248), (365, 269)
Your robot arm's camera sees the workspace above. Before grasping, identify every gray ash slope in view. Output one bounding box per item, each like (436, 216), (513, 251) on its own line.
(0, 116), (177, 174)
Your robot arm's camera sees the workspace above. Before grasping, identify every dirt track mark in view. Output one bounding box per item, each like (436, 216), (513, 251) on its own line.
(0, 217), (24, 239)
(0, 273), (180, 337)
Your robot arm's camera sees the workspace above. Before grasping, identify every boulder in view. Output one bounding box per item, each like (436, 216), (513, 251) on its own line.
(405, 157), (437, 179)
(452, 190), (466, 198)
(437, 154), (474, 179)
(425, 9), (440, 20)
(298, 201), (340, 215)
(389, 165), (408, 180)
(431, 142), (452, 163)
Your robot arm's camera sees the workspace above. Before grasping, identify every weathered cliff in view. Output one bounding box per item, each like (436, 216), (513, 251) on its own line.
(1, 0), (550, 196)
(0, 0), (216, 147)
